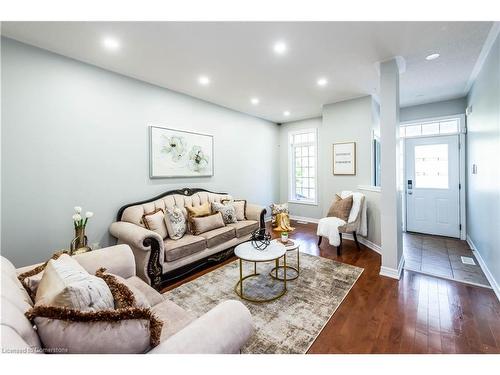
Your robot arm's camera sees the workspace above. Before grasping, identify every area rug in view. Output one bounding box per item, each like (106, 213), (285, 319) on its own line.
(163, 252), (363, 354)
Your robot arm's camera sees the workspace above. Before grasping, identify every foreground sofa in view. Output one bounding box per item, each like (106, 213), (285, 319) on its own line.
(1, 244), (254, 354)
(109, 188), (266, 289)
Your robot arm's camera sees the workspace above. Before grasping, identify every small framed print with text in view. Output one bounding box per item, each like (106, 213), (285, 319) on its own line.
(333, 142), (356, 175)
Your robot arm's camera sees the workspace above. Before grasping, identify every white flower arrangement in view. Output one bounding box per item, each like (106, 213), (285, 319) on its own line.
(188, 145), (209, 172)
(160, 135), (187, 161)
(72, 206), (94, 229)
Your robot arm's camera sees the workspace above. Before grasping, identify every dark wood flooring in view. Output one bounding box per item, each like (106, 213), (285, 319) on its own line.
(163, 220), (500, 354)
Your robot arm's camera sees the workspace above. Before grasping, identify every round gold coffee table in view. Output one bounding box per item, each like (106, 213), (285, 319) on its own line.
(269, 239), (300, 281)
(234, 241), (287, 303)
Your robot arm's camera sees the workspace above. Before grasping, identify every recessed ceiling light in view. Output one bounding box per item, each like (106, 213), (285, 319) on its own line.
(273, 41), (287, 55)
(198, 75), (211, 86)
(425, 53), (440, 61)
(251, 97), (260, 105)
(317, 78), (328, 86)
(102, 37), (120, 51)
(283, 111), (290, 117)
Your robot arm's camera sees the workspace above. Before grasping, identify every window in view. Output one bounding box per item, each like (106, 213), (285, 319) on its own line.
(414, 144), (449, 189)
(373, 133), (381, 187)
(289, 129), (317, 204)
(400, 118), (459, 138)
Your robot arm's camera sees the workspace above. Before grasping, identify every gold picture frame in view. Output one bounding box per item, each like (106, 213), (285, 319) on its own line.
(333, 142), (356, 175)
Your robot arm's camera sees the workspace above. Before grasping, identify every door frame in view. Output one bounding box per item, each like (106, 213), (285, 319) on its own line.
(400, 114), (466, 240)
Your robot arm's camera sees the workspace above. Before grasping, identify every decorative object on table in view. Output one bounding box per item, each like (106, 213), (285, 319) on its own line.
(333, 141), (356, 175)
(280, 231), (289, 243)
(270, 202), (288, 228)
(317, 191), (366, 256)
(149, 126), (214, 178)
(250, 228), (271, 250)
(70, 206), (93, 255)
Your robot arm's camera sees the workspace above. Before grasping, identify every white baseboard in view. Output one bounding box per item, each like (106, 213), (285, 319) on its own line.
(289, 215), (381, 254)
(380, 255), (405, 280)
(467, 235), (500, 302)
(289, 215), (319, 224)
(342, 233), (381, 255)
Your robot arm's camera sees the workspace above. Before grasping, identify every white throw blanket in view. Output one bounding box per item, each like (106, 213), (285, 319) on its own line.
(316, 191), (367, 247)
(317, 217), (346, 247)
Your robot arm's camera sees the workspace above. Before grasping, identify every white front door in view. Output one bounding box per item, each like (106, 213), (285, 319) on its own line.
(405, 135), (460, 238)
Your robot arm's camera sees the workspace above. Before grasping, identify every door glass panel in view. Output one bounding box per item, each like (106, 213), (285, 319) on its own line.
(414, 144), (449, 189)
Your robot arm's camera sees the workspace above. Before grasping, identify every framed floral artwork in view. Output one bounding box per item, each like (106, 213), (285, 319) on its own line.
(149, 126), (214, 178)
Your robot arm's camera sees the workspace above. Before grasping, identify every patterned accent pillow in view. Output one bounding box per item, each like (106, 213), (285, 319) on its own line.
(222, 199), (246, 221)
(211, 202), (237, 224)
(270, 202), (289, 215)
(164, 207), (187, 240)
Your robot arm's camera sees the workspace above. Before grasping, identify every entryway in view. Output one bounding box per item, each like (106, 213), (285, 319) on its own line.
(399, 116), (488, 287)
(403, 232), (490, 288)
(405, 134), (460, 238)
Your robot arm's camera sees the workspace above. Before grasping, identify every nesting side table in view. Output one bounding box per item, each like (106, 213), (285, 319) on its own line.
(269, 239), (300, 281)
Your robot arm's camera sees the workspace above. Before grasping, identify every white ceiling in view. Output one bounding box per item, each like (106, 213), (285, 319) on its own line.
(1, 21), (493, 123)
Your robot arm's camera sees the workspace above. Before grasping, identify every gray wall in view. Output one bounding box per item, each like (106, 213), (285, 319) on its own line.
(1, 38), (280, 267)
(279, 96), (381, 246)
(466, 32), (500, 290)
(400, 97), (467, 122)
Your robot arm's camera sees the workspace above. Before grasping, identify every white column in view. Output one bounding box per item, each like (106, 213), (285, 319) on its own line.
(379, 58), (404, 279)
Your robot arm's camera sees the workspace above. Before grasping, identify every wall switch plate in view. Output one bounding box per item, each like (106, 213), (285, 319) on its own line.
(472, 164), (478, 174)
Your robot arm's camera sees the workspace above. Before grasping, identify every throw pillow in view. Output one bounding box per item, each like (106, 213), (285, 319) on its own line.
(26, 267), (162, 354)
(186, 202), (212, 233)
(164, 207), (187, 240)
(191, 212), (225, 235)
(222, 199), (246, 221)
(142, 208), (168, 239)
(95, 269), (150, 309)
(185, 202), (211, 218)
(327, 194), (353, 222)
(35, 254), (114, 311)
(270, 202), (288, 215)
(18, 251), (67, 301)
(211, 202), (238, 224)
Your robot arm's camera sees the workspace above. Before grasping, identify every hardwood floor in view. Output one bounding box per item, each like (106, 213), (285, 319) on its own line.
(163, 220), (500, 354)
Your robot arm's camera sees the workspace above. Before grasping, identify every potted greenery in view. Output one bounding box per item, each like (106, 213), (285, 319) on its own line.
(281, 231), (289, 243)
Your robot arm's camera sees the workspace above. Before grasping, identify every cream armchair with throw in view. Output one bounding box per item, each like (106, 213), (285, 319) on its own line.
(317, 191), (367, 255)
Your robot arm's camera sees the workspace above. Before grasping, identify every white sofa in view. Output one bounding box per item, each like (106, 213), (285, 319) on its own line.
(1, 245), (254, 354)
(109, 188), (266, 289)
